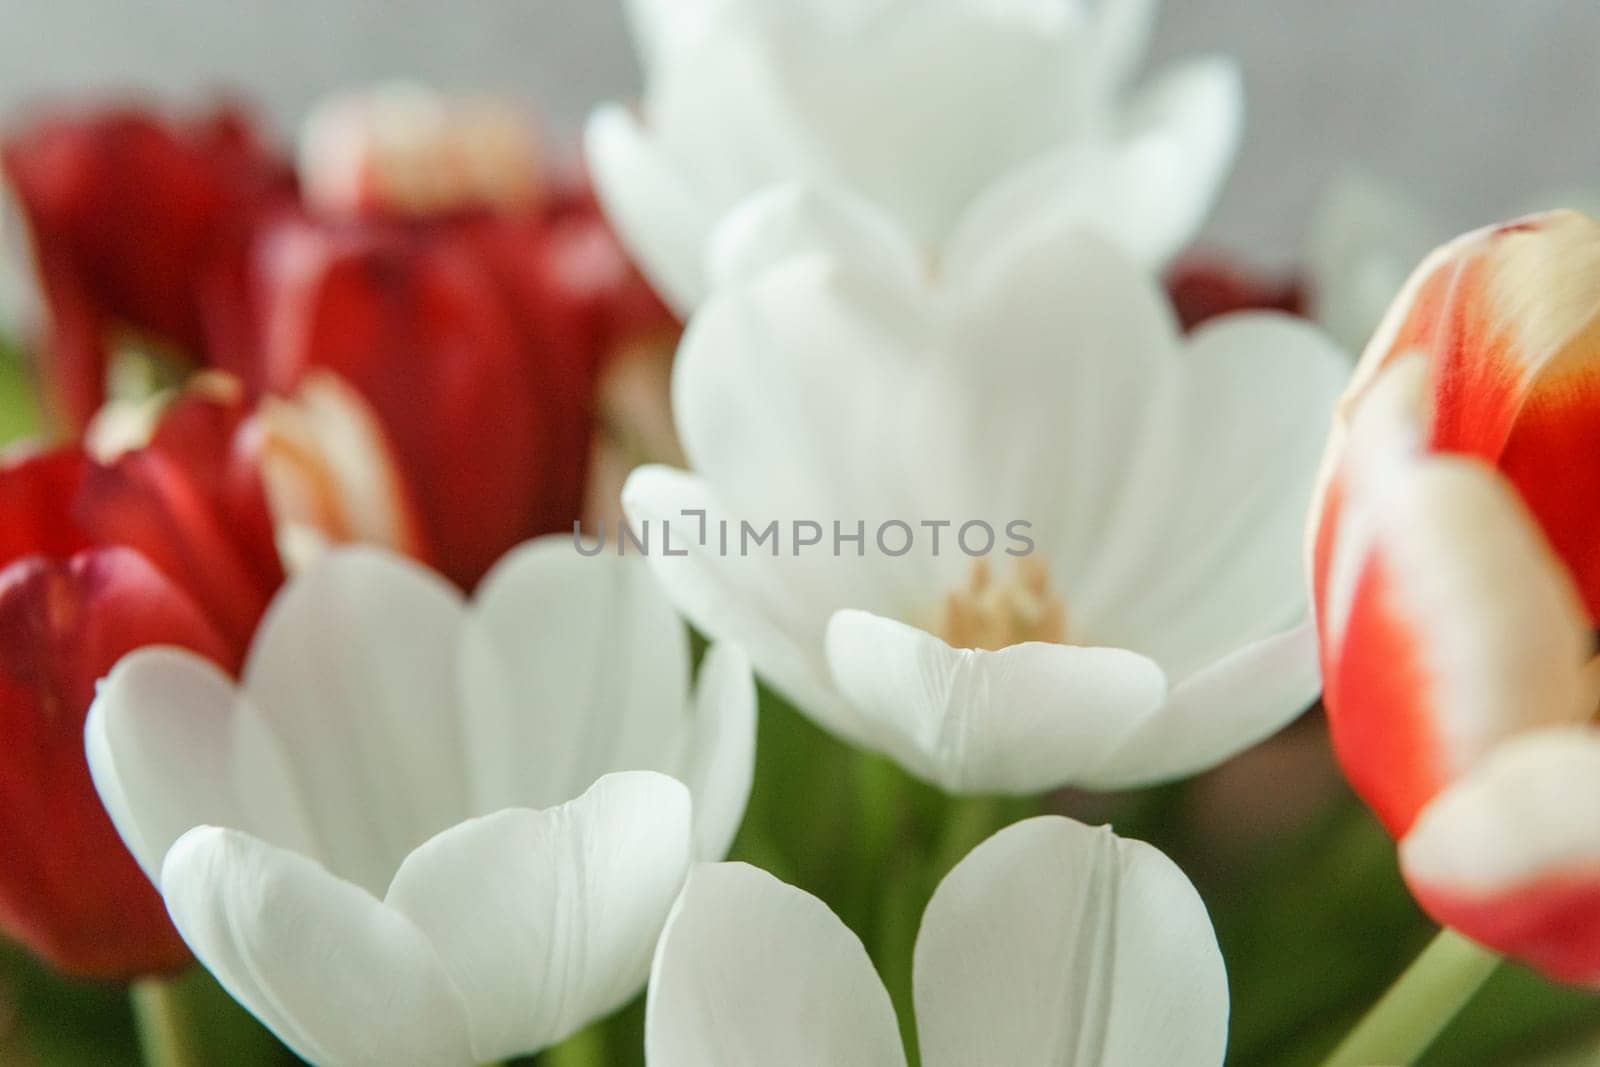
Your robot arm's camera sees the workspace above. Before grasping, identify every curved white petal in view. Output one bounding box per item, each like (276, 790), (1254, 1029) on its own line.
(1400, 726), (1600, 986)
(1402, 726), (1600, 898)
(621, 0), (728, 74)
(945, 140), (1186, 278)
(938, 229), (1184, 562)
(678, 218), (1182, 574)
(737, 0), (1088, 249)
(825, 610), (1169, 794)
(945, 57), (1241, 275)
(85, 648), (318, 882)
(682, 642), (758, 859)
(386, 772), (693, 1061)
(671, 244), (932, 527)
(607, 0), (1237, 308)
(914, 816), (1228, 1067)
(622, 465), (870, 747)
(585, 106), (715, 314)
(646, 862), (906, 1067)
(705, 182), (923, 296)
(1077, 621), (1321, 790)
(1076, 312), (1348, 679)
(241, 547), (470, 896)
(460, 536), (691, 813)
(1116, 55), (1244, 261)
(1088, 0), (1159, 96)
(161, 827), (473, 1067)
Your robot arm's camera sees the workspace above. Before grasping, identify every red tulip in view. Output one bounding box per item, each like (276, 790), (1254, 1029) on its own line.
(249, 85), (675, 587)
(0, 368), (429, 978)
(6, 93), (676, 588)
(0, 381), (274, 977)
(1, 105), (294, 429)
(1310, 210), (1600, 987)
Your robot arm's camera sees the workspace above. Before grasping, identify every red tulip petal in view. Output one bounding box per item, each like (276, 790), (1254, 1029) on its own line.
(1402, 727), (1600, 988)
(256, 217), (569, 587)
(254, 370), (430, 569)
(0, 446), (89, 567)
(0, 547), (230, 978)
(2, 107), (291, 428)
(1315, 358), (1593, 837)
(1359, 210), (1600, 620)
(77, 384), (281, 658)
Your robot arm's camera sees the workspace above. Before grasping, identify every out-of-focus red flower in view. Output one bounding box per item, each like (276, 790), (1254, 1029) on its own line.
(5, 90), (677, 589)
(246, 85), (675, 587)
(1165, 254), (1304, 332)
(0, 380), (282, 979)
(1, 106), (294, 430)
(1310, 210), (1600, 988)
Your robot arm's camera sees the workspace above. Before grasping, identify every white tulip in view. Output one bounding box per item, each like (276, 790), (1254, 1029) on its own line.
(86, 540), (755, 1067)
(647, 815), (1229, 1066)
(625, 195), (1349, 794)
(589, 0), (1243, 312)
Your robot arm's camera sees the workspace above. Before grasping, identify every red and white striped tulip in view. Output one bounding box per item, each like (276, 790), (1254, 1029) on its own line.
(1311, 209), (1600, 987)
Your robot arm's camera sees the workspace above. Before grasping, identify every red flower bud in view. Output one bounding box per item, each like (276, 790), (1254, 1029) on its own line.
(1311, 211), (1600, 986)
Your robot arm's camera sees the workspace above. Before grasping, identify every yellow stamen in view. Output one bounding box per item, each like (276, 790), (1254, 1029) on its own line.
(939, 557), (1068, 651)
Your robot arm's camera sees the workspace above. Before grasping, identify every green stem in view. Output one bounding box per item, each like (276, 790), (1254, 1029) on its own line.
(130, 977), (206, 1067)
(1321, 929), (1501, 1067)
(541, 1023), (606, 1067)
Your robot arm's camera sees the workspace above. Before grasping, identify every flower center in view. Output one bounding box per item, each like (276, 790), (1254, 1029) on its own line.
(939, 557), (1068, 651)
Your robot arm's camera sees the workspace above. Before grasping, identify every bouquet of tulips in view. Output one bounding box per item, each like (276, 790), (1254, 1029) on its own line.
(0, 2), (1596, 1065)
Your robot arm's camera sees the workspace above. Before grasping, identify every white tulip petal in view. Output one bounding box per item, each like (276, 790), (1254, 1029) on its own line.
(386, 772), (693, 1060)
(825, 610), (1169, 794)
(1089, 0), (1160, 95)
(671, 247), (932, 528)
(646, 862), (907, 1067)
(937, 227), (1183, 568)
(1076, 313), (1348, 679)
(622, 465), (871, 746)
(1078, 621), (1321, 790)
(460, 536), (691, 813)
(1398, 727), (1600, 986)
(241, 548), (470, 896)
(621, 0), (726, 73)
(705, 183), (924, 296)
(945, 139), (1190, 277)
(603, 0), (1239, 312)
(1115, 55), (1244, 261)
(682, 642), (758, 859)
(745, 0), (1086, 249)
(161, 827), (473, 1067)
(1402, 727), (1600, 898)
(681, 220), (1179, 582)
(915, 816), (1228, 1067)
(585, 105), (715, 314)
(86, 649), (317, 882)
(944, 55), (1240, 276)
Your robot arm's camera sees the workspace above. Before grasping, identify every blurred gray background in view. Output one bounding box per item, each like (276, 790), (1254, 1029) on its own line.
(0, 0), (1595, 266)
